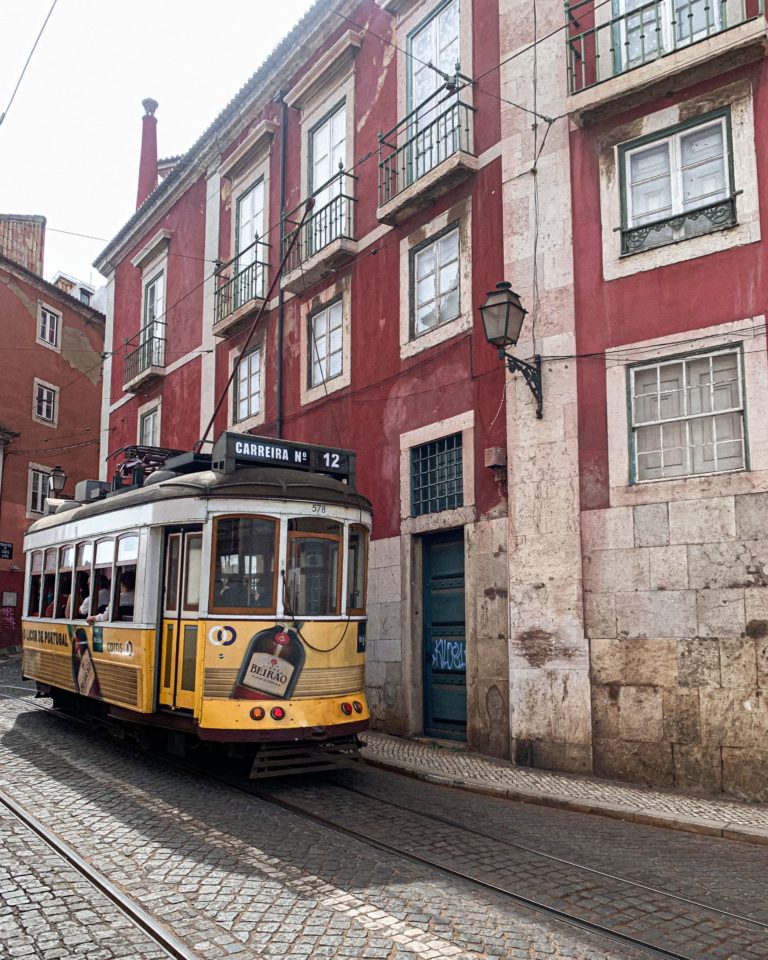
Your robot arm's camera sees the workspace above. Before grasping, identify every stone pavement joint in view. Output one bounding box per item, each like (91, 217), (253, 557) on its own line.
(360, 731), (768, 846)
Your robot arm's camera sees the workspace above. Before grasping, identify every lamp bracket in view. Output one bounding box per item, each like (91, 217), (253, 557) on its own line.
(500, 350), (543, 419)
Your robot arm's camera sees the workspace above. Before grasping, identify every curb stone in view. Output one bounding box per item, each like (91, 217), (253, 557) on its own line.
(360, 736), (768, 848)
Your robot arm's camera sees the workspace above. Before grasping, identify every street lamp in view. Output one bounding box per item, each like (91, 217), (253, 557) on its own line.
(479, 281), (543, 419)
(48, 465), (67, 497)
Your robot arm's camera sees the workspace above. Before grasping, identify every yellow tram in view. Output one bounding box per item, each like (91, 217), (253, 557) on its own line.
(21, 432), (371, 775)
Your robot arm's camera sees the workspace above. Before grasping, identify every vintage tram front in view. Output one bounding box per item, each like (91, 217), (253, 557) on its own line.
(21, 433), (372, 776)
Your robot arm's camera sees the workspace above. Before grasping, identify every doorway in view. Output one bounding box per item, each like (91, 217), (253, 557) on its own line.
(422, 529), (466, 740)
(159, 526), (203, 711)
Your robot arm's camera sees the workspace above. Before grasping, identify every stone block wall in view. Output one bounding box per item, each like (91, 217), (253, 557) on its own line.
(466, 516), (510, 759)
(584, 491), (768, 800)
(365, 535), (404, 733)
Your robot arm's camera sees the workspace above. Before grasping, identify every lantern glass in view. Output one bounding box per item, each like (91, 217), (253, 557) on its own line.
(480, 282), (527, 348)
(48, 465), (67, 496)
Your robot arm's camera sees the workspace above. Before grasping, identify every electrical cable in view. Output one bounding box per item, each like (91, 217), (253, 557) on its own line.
(0, 0), (59, 128)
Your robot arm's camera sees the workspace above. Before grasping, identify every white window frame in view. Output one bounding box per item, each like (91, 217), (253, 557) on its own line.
(598, 80), (760, 280)
(32, 378), (58, 427)
(27, 464), (52, 517)
(410, 223), (461, 339)
(234, 178), (266, 304)
(137, 399), (161, 446)
(605, 317), (768, 507)
(629, 348), (745, 484)
(623, 114), (731, 252)
(395, 0), (474, 144)
(299, 276), (352, 407)
(234, 347), (262, 424)
(399, 197), (472, 359)
(308, 100), (348, 255)
(308, 298), (344, 388)
(37, 302), (61, 351)
(228, 335), (267, 432)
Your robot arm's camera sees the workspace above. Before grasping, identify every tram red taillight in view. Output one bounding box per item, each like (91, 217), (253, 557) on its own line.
(271, 706), (286, 720)
(250, 707), (265, 721)
(341, 702), (353, 716)
(352, 701), (363, 714)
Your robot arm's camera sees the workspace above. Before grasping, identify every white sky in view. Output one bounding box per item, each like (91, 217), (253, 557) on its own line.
(0, 0), (317, 288)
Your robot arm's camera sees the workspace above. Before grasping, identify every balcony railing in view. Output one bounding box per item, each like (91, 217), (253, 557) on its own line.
(124, 325), (165, 387)
(621, 194), (738, 254)
(566, 0), (765, 95)
(378, 85), (475, 207)
(282, 168), (357, 274)
(214, 238), (269, 325)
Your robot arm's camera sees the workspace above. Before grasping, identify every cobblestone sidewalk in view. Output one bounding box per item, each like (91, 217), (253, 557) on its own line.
(360, 732), (768, 845)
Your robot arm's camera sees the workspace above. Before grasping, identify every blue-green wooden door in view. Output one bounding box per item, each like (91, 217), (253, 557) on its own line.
(423, 529), (466, 739)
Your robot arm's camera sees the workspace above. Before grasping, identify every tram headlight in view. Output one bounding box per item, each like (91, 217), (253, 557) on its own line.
(341, 702), (353, 716)
(250, 707), (265, 721)
(270, 706), (286, 721)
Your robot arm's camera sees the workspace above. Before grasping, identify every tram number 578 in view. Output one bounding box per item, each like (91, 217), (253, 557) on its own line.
(311, 504), (326, 515)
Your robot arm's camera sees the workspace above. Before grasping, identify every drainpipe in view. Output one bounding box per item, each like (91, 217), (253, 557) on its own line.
(275, 91), (288, 439)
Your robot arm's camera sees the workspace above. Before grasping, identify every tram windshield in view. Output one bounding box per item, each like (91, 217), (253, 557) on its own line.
(211, 516), (277, 612)
(285, 518), (341, 616)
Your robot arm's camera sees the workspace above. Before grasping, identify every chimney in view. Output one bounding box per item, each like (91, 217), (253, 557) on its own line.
(136, 98), (159, 209)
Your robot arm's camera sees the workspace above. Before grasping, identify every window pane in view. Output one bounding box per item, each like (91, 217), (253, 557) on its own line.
(60, 546), (74, 570)
(95, 540), (114, 565)
(658, 363), (684, 419)
(184, 536), (202, 610)
(347, 525), (368, 612)
(286, 536), (340, 616)
(629, 143), (672, 224)
(711, 353), (740, 410)
(118, 535), (139, 562)
(212, 517), (277, 610)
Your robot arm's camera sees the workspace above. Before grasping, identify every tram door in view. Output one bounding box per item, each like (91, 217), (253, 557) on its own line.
(159, 527), (203, 711)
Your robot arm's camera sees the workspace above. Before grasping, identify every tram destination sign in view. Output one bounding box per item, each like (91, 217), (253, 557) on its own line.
(212, 432), (356, 484)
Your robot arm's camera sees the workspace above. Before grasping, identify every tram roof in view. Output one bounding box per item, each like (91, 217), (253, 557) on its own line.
(26, 466), (372, 535)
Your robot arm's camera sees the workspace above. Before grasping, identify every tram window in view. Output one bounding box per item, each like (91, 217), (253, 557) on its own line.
(183, 534), (202, 612)
(165, 534), (181, 612)
(28, 551), (43, 617)
(74, 542), (93, 619)
(115, 535), (138, 622)
(56, 546), (74, 618)
(211, 516), (277, 613)
(347, 525), (368, 614)
(42, 549), (58, 618)
(286, 519), (341, 616)
(92, 539), (114, 618)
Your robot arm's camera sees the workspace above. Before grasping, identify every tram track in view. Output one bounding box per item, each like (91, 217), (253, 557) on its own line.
(2, 685), (765, 960)
(0, 786), (204, 960)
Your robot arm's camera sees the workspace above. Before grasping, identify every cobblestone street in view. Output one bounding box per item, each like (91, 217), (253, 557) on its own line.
(1, 656), (766, 960)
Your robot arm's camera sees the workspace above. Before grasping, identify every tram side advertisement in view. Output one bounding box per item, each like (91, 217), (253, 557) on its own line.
(21, 622), (146, 705)
(207, 620), (366, 700)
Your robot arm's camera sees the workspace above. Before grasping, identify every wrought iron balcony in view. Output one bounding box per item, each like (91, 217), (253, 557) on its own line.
(213, 238), (269, 335)
(377, 83), (477, 224)
(123, 326), (165, 390)
(281, 169), (358, 293)
(621, 194), (738, 254)
(566, 0), (765, 96)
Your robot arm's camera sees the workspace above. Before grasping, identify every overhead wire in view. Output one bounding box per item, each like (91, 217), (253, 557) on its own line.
(0, 0), (59, 128)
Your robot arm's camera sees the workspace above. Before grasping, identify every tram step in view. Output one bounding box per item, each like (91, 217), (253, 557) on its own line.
(249, 740), (362, 779)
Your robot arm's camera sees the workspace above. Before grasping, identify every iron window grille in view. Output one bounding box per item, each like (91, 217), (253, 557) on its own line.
(619, 109), (736, 255)
(629, 346), (746, 482)
(411, 433), (464, 516)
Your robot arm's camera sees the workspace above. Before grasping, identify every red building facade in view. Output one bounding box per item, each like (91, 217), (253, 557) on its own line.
(96, 0), (512, 756)
(565, 6), (768, 796)
(0, 219), (105, 648)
